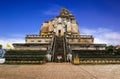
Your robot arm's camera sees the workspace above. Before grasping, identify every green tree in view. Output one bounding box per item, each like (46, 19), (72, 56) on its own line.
(117, 48), (120, 55)
(106, 45), (117, 54)
(106, 45), (114, 51)
(0, 45), (2, 49)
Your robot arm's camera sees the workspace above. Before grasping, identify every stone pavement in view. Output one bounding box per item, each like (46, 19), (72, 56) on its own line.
(0, 63), (120, 79)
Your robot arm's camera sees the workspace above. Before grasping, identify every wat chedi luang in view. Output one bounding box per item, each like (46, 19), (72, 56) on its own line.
(12, 8), (106, 63)
(4, 8), (120, 64)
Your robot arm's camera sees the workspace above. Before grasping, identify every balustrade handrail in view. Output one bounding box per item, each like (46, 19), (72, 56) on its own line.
(50, 33), (56, 62)
(45, 32), (56, 62)
(63, 32), (72, 61)
(63, 35), (66, 61)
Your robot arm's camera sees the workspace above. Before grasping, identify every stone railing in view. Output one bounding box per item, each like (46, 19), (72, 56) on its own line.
(80, 35), (93, 38)
(26, 34), (52, 38)
(70, 44), (106, 50)
(79, 58), (120, 64)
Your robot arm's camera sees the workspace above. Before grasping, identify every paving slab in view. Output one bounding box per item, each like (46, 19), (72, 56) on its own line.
(0, 63), (120, 79)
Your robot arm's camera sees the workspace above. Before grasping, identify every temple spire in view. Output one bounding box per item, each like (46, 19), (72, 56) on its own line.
(59, 7), (73, 17)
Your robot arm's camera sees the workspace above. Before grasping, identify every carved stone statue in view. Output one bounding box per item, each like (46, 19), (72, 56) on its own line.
(46, 53), (52, 62)
(67, 53), (72, 62)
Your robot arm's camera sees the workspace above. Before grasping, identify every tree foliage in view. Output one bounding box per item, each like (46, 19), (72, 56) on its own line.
(106, 45), (115, 53)
(0, 45), (2, 49)
(116, 48), (120, 55)
(106, 45), (118, 55)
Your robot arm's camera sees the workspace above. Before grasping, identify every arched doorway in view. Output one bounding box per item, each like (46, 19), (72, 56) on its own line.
(58, 30), (61, 36)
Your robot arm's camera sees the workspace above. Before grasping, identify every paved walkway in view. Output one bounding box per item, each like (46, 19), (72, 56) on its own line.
(0, 63), (120, 79)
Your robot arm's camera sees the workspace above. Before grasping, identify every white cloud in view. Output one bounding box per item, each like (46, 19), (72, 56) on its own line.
(0, 27), (119, 49)
(81, 27), (120, 45)
(0, 34), (25, 49)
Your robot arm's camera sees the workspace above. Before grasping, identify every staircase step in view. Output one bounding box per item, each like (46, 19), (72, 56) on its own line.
(53, 36), (65, 62)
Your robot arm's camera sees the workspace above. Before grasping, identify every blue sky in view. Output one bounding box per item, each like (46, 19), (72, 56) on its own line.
(0, 0), (120, 47)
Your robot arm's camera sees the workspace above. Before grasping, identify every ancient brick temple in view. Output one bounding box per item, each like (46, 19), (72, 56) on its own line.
(13, 8), (106, 62)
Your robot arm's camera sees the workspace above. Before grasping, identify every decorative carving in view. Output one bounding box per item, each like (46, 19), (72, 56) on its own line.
(53, 17), (66, 28)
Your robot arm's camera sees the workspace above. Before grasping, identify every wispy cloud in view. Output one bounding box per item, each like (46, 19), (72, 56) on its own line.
(42, 4), (61, 16)
(0, 34), (25, 49)
(81, 27), (120, 45)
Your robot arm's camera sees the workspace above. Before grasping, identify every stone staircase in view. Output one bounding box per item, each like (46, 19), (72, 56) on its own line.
(53, 36), (65, 62)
